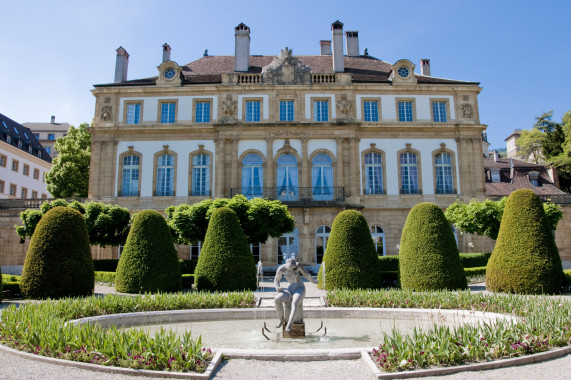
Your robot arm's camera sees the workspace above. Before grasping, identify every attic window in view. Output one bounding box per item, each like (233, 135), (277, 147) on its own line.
(13, 127), (19, 135)
(7, 135), (11, 143)
(491, 169), (500, 183)
(529, 172), (539, 187)
(2, 121), (7, 128)
(17, 140), (22, 148)
(24, 132), (29, 139)
(28, 146), (33, 153)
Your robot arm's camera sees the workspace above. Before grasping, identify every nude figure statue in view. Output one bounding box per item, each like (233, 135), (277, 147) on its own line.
(274, 257), (318, 332)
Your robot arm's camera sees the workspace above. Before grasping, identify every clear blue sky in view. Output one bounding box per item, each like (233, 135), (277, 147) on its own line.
(1, 0), (569, 148)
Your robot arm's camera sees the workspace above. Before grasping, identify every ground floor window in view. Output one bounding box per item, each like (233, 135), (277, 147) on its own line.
(315, 225), (331, 264)
(190, 241), (202, 260)
(277, 229), (298, 264)
(250, 243), (261, 263)
(370, 225), (385, 256)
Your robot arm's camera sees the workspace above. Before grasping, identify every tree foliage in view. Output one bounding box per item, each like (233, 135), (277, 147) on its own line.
(399, 203), (467, 291)
(445, 197), (562, 240)
(166, 195), (295, 245)
(45, 123), (91, 198)
(486, 190), (563, 294)
(16, 199), (131, 247)
(194, 207), (257, 291)
(115, 210), (181, 293)
(20, 207), (94, 299)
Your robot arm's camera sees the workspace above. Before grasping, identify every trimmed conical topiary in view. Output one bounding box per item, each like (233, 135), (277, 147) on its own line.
(0, 264), (3, 302)
(115, 210), (181, 293)
(318, 210), (382, 290)
(399, 202), (467, 291)
(20, 207), (94, 299)
(194, 207), (257, 291)
(487, 189), (563, 294)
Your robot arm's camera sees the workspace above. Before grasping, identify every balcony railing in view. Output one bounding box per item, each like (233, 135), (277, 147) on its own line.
(231, 186), (345, 206)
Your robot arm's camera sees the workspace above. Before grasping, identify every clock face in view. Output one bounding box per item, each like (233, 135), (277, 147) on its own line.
(397, 67), (409, 78)
(164, 68), (176, 79)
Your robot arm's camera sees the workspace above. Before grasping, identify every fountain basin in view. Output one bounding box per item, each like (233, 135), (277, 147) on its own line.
(70, 307), (516, 358)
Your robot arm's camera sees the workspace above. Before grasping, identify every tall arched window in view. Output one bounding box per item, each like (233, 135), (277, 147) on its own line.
(121, 155), (140, 196)
(435, 152), (453, 194)
(370, 225), (386, 256)
(156, 154), (174, 196)
(276, 154), (298, 201)
(364, 152), (383, 194)
(242, 153), (263, 199)
(312, 154), (333, 200)
(277, 228), (299, 264)
(315, 225), (331, 264)
(191, 154), (210, 196)
(400, 152), (419, 194)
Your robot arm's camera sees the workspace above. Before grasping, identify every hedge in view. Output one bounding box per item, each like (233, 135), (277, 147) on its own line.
(94, 271), (116, 284)
(182, 274), (195, 289)
(378, 256), (399, 272)
(465, 266), (487, 277)
(179, 259), (198, 275)
(379, 253), (490, 272)
(93, 260), (119, 272)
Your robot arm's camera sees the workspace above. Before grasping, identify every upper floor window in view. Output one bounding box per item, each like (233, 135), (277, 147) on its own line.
(398, 101), (413, 122)
(0, 154), (6, 167)
(48, 133), (55, 140)
(435, 153), (454, 194)
(276, 154), (298, 201)
(364, 101), (379, 122)
(11, 159), (19, 172)
(156, 154), (175, 196)
(33, 168), (39, 180)
(432, 101), (447, 122)
(246, 100), (261, 122)
(313, 100), (329, 122)
(400, 152), (419, 194)
(9, 184), (16, 196)
(242, 153), (263, 199)
(191, 154), (210, 196)
(126, 103), (141, 124)
(31, 190), (38, 199)
(0, 180), (4, 193)
(312, 153), (333, 200)
(364, 152), (383, 194)
(195, 101), (211, 123)
(160, 102), (176, 123)
(279, 100), (294, 121)
(121, 155), (140, 196)
(23, 164), (29, 176)
(20, 187), (28, 199)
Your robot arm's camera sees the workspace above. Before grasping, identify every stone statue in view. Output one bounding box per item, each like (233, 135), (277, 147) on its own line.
(461, 103), (474, 118)
(220, 94), (237, 124)
(274, 257), (318, 334)
(337, 94), (352, 117)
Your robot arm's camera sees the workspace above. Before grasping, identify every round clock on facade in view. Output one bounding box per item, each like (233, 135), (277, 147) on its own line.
(164, 68), (176, 79)
(397, 67), (409, 78)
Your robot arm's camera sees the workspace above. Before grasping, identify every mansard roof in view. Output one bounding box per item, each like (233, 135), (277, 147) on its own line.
(0, 113), (52, 163)
(94, 55), (479, 87)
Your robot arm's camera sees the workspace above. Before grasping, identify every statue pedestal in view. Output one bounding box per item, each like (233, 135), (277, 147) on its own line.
(283, 322), (305, 338)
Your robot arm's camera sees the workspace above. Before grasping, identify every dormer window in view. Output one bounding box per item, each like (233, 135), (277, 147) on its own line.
(28, 146), (33, 153)
(17, 140), (22, 148)
(491, 169), (500, 183)
(529, 171), (540, 187)
(7, 135), (11, 143)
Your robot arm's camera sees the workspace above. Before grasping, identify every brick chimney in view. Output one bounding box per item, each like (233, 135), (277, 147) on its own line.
(331, 20), (344, 73)
(114, 46), (129, 83)
(234, 23), (250, 72)
(345, 31), (359, 57)
(320, 40), (332, 55)
(162, 43), (171, 62)
(420, 59), (431, 76)
(50, 115), (55, 124)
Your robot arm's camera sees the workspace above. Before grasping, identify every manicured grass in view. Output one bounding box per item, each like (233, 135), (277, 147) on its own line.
(327, 289), (571, 372)
(0, 292), (254, 373)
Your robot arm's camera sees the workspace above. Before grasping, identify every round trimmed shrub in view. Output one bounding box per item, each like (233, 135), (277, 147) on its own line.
(115, 210), (181, 293)
(194, 207), (256, 291)
(20, 207), (94, 299)
(317, 210), (382, 290)
(487, 189), (563, 294)
(399, 202), (467, 291)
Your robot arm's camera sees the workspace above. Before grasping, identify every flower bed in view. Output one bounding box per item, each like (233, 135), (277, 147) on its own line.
(0, 292), (254, 373)
(327, 289), (571, 373)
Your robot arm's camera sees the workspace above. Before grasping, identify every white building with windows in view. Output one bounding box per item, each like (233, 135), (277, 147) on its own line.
(88, 21), (487, 271)
(23, 116), (70, 159)
(0, 113), (52, 200)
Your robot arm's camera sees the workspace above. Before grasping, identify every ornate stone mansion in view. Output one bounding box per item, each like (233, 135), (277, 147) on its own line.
(89, 21), (488, 272)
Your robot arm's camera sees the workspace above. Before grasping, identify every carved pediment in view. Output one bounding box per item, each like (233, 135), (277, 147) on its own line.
(262, 47), (311, 85)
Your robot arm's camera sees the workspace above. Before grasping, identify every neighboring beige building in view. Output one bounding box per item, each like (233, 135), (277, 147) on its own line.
(504, 129), (522, 159)
(23, 116), (70, 159)
(87, 21), (487, 272)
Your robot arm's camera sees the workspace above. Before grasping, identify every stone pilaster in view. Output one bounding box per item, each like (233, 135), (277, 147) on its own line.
(301, 138), (309, 188)
(265, 138), (274, 188)
(349, 137), (359, 196)
(335, 137), (344, 188)
(89, 140), (102, 199)
(214, 138), (225, 197)
(230, 138), (239, 190)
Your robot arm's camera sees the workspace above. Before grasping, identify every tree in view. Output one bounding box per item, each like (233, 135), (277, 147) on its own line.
(317, 210), (382, 290)
(486, 190), (563, 294)
(15, 199), (131, 247)
(166, 195), (295, 245)
(194, 207), (257, 291)
(115, 210), (181, 293)
(45, 123), (91, 198)
(399, 203), (467, 291)
(445, 197), (562, 240)
(20, 207), (94, 299)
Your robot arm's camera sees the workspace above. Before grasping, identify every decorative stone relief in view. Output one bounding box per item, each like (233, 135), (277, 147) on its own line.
(461, 103), (474, 119)
(262, 47), (311, 85)
(336, 94), (352, 120)
(220, 94), (237, 124)
(100, 105), (112, 121)
(462, 95), (469, 101)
